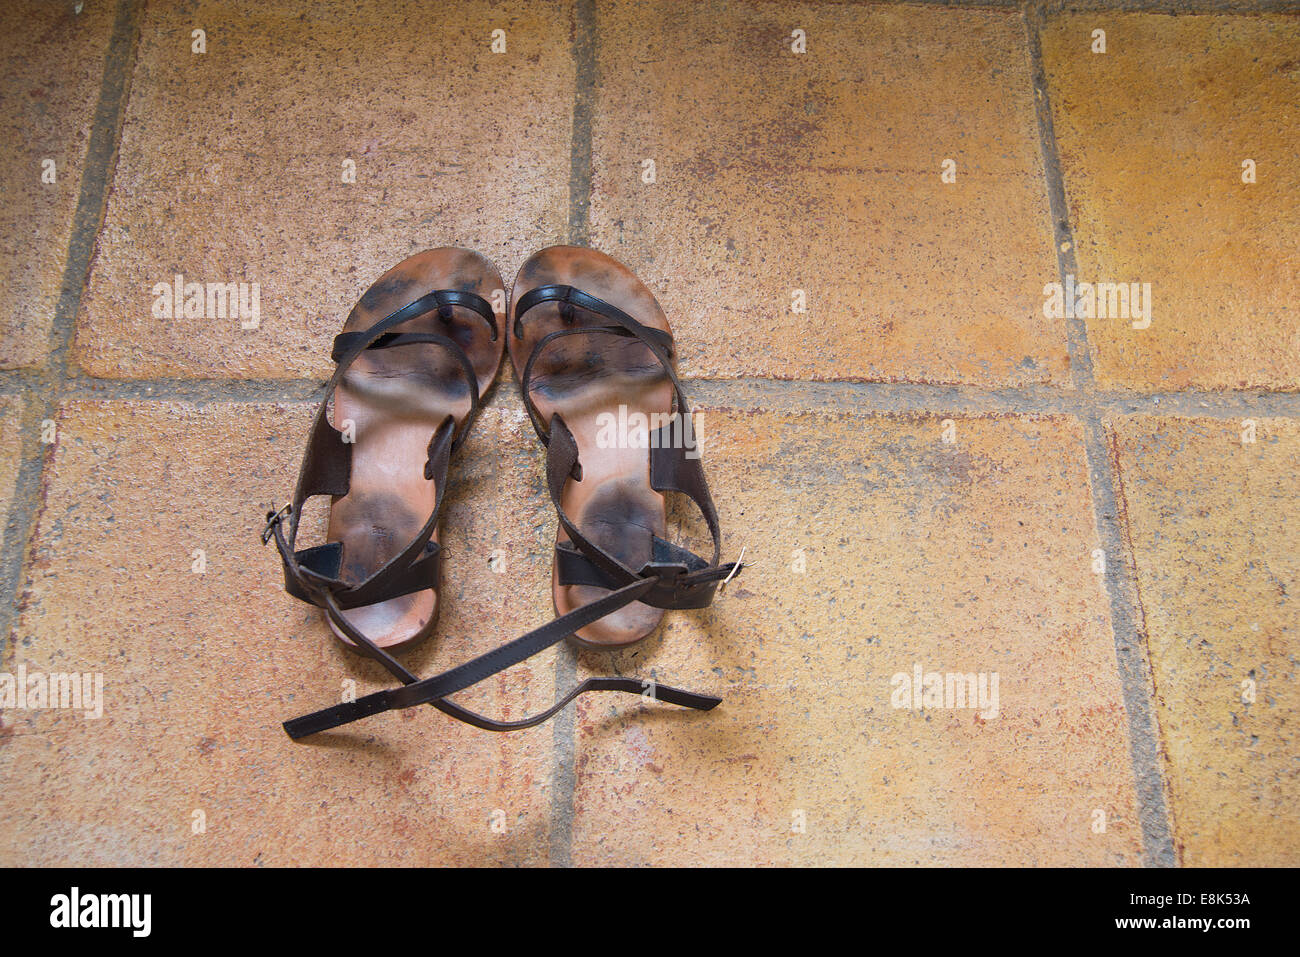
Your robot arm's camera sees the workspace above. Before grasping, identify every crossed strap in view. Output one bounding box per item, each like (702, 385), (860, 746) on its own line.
(267, 284), (742, 739)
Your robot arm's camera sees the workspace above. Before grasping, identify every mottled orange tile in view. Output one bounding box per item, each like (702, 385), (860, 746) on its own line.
(0, 396), (25, 520)
(590, 1), (1065, 387)
(1042, 14), (1300, 390)
(0, 400), (559, 865)
(0, 1), (116, 369)
(570, 409), (1140, 865)
(73, 0), (574, 380)
(1112, 415), (1299, 865)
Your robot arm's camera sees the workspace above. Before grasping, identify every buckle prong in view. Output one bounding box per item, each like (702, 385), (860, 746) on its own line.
(719, 545), (747, 591)
(262, 503), (292, 545)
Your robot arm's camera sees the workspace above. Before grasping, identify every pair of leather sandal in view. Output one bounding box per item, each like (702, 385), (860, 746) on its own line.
(264, 246), (744, 739)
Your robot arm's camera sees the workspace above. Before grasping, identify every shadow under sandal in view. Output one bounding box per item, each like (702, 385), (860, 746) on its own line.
(277, 246), (744, 739)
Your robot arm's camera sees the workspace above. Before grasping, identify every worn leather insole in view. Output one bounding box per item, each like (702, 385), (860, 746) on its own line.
(509, 246), (676, 648)
(326, 248), (504, 650)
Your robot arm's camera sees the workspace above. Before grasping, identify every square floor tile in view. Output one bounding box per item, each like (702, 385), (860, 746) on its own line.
(0, 0), (116, 369)
(1112, 415), (1299, 865)
(73, 0), (575, 380)
(0, 401), (558, 865)
(1042, 14), (1300, 390)
(590, 1), (1066, 387)
(569, 409), (1141, 865)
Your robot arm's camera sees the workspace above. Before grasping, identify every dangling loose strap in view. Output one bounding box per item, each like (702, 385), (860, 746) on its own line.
(283, 574), (721, 739)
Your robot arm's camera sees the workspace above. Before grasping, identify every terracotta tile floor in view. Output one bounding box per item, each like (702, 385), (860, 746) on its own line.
(0, 0), (1295, 866)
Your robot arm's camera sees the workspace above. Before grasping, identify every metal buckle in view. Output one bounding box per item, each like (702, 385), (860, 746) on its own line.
(262, 503), (291, 545)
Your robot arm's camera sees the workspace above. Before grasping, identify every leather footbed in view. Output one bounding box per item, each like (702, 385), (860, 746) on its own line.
(509, 245), (677, 648)
(326, 248), (504, 650)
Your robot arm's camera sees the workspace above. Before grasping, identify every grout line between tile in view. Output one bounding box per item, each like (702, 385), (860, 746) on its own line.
(864, 0), (1300, 10)
(1036, 0), (1300, 11)
(4, 370), (1297, 420)
(49, 0), (142, 380)
(0, 400), (56, 657)
(1080, 409), (1180, 865)
(688, 378), (1300, 418)
(0, 0), (143, 657)
(1023, 6), (1094, 385)
(1024, 1), (1177, 867)
(566, 0), (597, 248)
(56, 374), (327, 405)
(550, 0), (598, 869)
(547, 644), (579, 868)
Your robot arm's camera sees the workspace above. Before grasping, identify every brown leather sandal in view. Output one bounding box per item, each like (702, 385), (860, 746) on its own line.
(265, 248), (503, 663)
(274, 246), (742, 739)
(509, 246), (732, 646)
